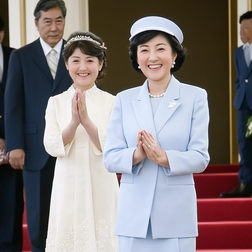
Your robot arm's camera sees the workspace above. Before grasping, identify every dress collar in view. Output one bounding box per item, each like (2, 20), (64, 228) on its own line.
(68, 84), (99, 97)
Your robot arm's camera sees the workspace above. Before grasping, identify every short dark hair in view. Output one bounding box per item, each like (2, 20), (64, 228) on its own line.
(0, 16), (4, 31)
(129, 30), (186, 73)
(62, 31), (107, 81)
(239, 11), (252, 23)
(34, 0), (67, 20)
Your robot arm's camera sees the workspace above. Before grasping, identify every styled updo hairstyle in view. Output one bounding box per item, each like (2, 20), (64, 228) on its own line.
(129, 30), (186, 74)
(63, 31), (107, 81)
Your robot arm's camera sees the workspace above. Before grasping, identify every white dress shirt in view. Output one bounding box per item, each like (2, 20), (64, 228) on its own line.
(39, 37), (62, 64)
(243, 42), (252, 66)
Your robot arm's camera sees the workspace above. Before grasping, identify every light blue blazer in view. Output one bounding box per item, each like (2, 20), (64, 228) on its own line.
(103, 75), (210, 239)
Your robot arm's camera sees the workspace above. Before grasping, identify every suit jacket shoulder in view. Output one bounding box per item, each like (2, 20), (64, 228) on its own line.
(2, 44), (14, 55)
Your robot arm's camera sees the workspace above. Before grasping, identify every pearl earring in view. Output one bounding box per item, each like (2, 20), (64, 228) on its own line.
(138, 65), (141, 69)
(171, 61), (176, 68)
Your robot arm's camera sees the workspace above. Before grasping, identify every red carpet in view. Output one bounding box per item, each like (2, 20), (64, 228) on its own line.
(22, 164), (252, 251)
(195, 164), (252, 251)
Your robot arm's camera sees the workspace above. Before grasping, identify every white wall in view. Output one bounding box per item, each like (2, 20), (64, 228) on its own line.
(8, 0), (21, 48)
(237, 0), (248, 46)
(8, 0), (89, 48)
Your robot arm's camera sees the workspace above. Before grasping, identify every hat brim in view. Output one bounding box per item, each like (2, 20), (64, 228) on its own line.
(129, 16), (183, 44)
(129, 26), (176, 41)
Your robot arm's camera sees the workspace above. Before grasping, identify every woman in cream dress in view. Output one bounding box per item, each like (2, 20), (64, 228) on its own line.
(44, 31), (118, 252)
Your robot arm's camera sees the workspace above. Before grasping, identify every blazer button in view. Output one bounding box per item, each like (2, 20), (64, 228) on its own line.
(245, 79), (249, 83)
(0, 115), (2, 118)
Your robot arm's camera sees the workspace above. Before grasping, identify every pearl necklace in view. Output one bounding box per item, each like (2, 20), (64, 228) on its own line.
(149, 92), (165, 98)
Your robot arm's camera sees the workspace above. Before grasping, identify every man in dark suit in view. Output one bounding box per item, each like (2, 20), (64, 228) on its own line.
(4, 1), (72, 251)
(220, 11), (252, 198)
(0, 16), (24, 252)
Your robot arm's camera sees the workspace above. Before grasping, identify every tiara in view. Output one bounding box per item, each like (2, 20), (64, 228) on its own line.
(64, 35), (107, 49)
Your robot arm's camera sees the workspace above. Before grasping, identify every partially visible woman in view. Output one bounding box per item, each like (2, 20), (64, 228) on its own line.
(103, 16), (210, 252)
(44, 31), (118, 252)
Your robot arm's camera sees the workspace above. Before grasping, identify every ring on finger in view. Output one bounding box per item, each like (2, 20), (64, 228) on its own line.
(147, 144), (151, 148)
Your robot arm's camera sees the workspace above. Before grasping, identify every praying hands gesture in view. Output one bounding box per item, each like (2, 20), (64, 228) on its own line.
(62, 89), (101, 151)
(133, 130), (169, 168)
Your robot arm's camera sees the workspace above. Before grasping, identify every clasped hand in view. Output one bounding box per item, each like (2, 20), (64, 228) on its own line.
(133, 130), (169, 168)
(67, 88), (101, 151)
(71, 88), (89, 126)
(8, 149), (25, 169)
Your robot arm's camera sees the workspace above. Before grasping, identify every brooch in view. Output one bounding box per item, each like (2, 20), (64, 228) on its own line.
(168, 101), (176, 108)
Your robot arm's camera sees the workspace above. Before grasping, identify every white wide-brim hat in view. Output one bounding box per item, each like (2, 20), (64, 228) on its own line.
(129, 16), (183, 44)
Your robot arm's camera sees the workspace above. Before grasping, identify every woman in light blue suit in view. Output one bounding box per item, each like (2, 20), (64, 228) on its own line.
(103, 16), (210, 252)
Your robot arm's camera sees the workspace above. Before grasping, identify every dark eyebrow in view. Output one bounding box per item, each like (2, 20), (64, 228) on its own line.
(156, 43), (168, 46)
(69, 55), (95, 59)
(139, 43), (167, 48)
(139, 44), (148, 48)
(43, 16), (63, 21)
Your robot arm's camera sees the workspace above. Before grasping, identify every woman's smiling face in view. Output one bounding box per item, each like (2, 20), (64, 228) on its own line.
(65, 47), (103, 91)
(137, 34), (177, 85)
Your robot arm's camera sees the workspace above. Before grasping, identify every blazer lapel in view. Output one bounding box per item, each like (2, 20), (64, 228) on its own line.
(1, 45), (12, 91)
(32, 39), (69, 92)
(239, 47), (248, 68)
(154, 76), (181, 134)
(247, 61), (252, 74)
(132, 80), (157, 139)
(32, 39), (53, 82)
(237, 47), (252, 76)
(52, 41), (67, 92)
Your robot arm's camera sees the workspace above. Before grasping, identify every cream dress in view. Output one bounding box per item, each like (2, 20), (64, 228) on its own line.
(44, 85), (119, 252)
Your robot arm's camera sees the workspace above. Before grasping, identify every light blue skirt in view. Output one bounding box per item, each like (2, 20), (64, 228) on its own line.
(118, 222), (196, 252)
